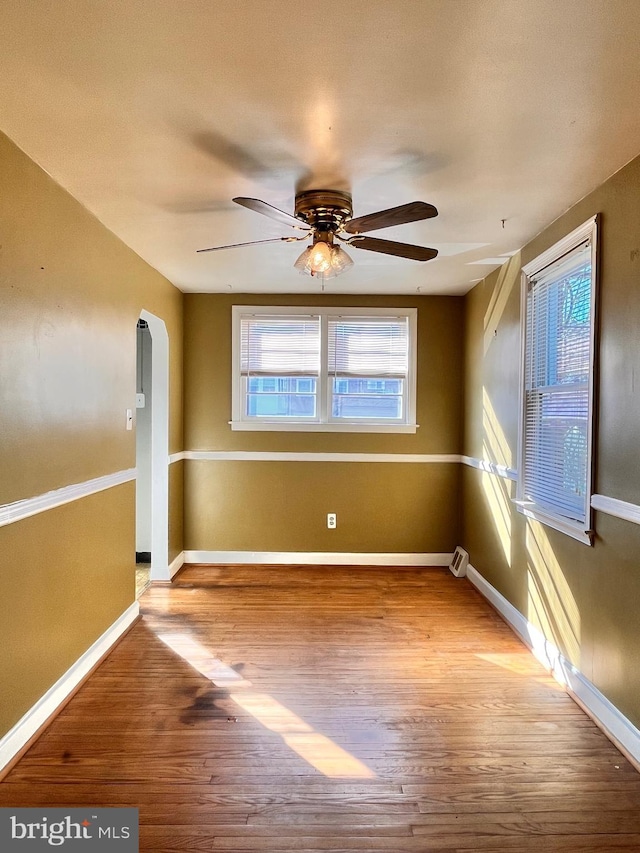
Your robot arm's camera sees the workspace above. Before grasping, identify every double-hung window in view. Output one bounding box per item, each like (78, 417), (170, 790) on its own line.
(232, 306), (417, 432)
(517, 216), (598, 544)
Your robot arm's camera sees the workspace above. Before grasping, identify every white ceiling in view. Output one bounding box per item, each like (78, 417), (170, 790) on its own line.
(2, 0), (640, 295)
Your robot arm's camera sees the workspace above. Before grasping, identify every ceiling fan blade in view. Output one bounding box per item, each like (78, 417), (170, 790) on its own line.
(233, 197), (310, 230)
(348, 236), (438, 262)
(344, 201), (438, 234)
(197, 236), (302, 253)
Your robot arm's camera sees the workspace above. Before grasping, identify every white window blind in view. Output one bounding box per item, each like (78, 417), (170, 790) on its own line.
(522, 237), (594, 527)
(327, 316), (409, 378)
(240, 314), (320, 377)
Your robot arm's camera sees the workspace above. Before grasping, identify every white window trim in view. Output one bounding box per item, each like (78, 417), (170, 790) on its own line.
(231, 305), (418, 433)
(516, 215), (598, 546)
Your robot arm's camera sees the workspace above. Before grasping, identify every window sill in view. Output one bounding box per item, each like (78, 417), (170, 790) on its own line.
(514, 501), (593, 546)
(229, 421), (419, 434)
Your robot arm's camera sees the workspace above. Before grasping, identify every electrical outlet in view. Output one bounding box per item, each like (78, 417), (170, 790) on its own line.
(327, 512), (337, 529)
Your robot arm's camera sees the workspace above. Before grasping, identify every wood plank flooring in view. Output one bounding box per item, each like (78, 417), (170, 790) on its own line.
(2, 564), (640, 851)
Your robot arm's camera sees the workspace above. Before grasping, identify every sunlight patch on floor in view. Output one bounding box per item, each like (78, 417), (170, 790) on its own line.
(156, 630), (376, 779)
(475, 651), (538, 676)
(157, 632), (253, 687)
(231, 692), (312, 733)
(474, 651), (563, 688)
(283, 733), (375, 778)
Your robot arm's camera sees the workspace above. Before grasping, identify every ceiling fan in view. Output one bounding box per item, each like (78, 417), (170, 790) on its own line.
(197, 190), (439, 279)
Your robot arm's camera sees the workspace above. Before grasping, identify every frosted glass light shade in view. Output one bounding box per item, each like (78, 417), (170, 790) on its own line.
(294, 244), (354, 279)
(308, 241), (332, 273)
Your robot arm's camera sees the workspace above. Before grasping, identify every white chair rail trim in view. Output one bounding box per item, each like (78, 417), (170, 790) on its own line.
(3, 459), (639, 531)
(591, 493), (640, 526)
(0, 468), (136, 528)
(177, 451), (461, 463)
(461, 455), (518, 480)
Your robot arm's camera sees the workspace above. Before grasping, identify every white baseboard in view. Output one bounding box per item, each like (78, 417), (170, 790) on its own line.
(168, 551), (185, 578)
(466, 564), (640, 768)
(149, 552), (186, 582)
(0, 602), (140, 776)
(183, 550), (453, 567)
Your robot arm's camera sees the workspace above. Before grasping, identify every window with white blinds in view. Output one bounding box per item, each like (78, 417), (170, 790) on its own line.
(232, 307), (417, 432)
(518, 217), (597, 543)
(327, 316), (409, 422)
(239, 314), (321, 420)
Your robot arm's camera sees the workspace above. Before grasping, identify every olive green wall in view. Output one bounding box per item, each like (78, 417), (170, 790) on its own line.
(0, 488), (136, 735)
(462, 153), (640, 729)
(169, 460), (184, 563)
(184, 293), (464, 553)
(0, 131), (183, 736)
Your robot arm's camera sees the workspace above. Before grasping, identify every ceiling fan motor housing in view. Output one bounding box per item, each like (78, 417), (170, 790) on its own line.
(198, 192), (438, 262)
(294, 190), (353, 234)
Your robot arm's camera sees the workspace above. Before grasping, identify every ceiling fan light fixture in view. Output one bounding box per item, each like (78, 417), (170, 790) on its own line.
(308, 240), (332, 273)
(293, 246), (313, 274)
(330, 245), (354, 275)
(294, 243), (354, 279)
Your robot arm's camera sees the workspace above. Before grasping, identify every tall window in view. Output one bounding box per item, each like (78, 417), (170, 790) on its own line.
(518, 217), (598, 544)
(232, 306), (417, 432)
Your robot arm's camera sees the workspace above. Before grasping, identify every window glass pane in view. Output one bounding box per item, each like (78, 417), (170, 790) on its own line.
(246, 377), (317, 418)
(331, 378), (403, 420)
(556, 267), (591, 384)
(528, 265), (591, 390)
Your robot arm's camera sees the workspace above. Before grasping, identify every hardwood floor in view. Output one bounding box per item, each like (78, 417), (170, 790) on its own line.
(2, 564), (640, 851)
(135, 563), (151, 598)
